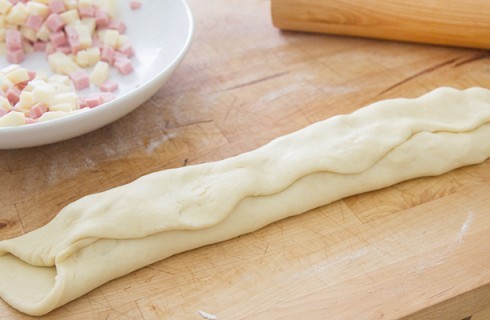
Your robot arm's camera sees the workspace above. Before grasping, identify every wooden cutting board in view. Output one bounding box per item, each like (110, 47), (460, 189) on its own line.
(1, 0), (490, 319)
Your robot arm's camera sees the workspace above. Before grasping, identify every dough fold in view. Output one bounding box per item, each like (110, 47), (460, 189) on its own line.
(2, 87), (490, 315)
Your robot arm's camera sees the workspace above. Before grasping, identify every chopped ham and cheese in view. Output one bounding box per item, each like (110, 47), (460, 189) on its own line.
(0, 0), (141, 127)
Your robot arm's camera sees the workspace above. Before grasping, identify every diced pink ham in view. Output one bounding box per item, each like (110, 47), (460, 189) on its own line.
(69, 37), (81, 54)
(100, 45), (114, 63)
(6, 49), (25, 64)
(27, 70), (36, 81)
(0, 108), (7, 117)
(79, 97), (87, 109)
(130, 1), (142, 10)
(11, 104), (20, 112)
(118, 44), (134, 58)
(85, 94), (101, 108)
(114, 57), (133, 75)
(6, 29), (22, 50)
(79, 6), (95, 18)
(64, 25), (77, 39)
(107, 20), (126, 33)
(70, 70), (90, 90)
(100, 80), (118, 92)
(6, 86), (21, 105)
(56, 45), (71, 54)
(45, 13), (65, 32)
(17, 82), (27, 90)
(49, 0), (66, 14)
(45, 44), (55, 55)
(92, 36), (102, 48)
(95, 9), (109, 28)
(33, 41), (47, 52)
(50, 31), (67, 47)
(25, 15), (44, 31)
(64, 25), (81, 54)
(29, 103), (48, 119)
(111, 51), (126, 65)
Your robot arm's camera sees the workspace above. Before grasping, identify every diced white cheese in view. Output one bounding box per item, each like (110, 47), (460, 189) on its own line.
(59, 9), (79, 24)
(75, 24), (92, 48)
(17, 90), (35, 111)
(116, 35), (129, 49)
(48, 74), (72, 86)
(24, 78), (45, 90)
(0, 0), (12, 15)
(5, 67), (29, 84)
(0, 96), (12, 111)
(49, 102), (73, 112)
(78, 0), (93, 7)
(85, 47), (100, 64)
(6, 3), (28, 25)
(63, 0), (78, 10)
(89, 61), (109, 85)
(34, 70), (49, 81)
(98, 0), (117, 17)
(21, 26), (37, 42)
(26, 1), (49, 19)
(32, 83), (56, 105)
(75, 47), (100, 67)
(32, 0), (50, 4)
(81, 17), (96, 34)
(23, 41), (34, 54)
(103, 29), (119, 48)
(54, 92), (79, 109)
(48, 52), (81, 75)
(37, 110), (67, 122)
(0, 111), (25, 127)
(0, 73), (13, 91)
(1, 64), (20, 74)
(48, 74), (71, 86)
(36, 23), (51, 42)
(51, 83), (73, 93)
(3, 22), (17, 30)
(75, 50), (89, 67)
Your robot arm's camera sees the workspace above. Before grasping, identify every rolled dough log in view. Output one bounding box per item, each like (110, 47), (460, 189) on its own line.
(2, 87), (490, 316)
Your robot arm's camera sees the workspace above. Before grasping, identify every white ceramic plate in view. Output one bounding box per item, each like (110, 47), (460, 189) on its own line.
(0, 0), (193, 149)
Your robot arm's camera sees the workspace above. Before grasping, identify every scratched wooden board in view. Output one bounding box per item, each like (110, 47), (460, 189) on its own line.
(1, 0), (490, 319)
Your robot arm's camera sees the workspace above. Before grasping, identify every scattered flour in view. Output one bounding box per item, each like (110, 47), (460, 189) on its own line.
(198, 310), (218, 320)
(416, 210), (474, 272)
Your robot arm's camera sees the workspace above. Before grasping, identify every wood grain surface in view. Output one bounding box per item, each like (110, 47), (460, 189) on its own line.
(1, 0), (490, 319)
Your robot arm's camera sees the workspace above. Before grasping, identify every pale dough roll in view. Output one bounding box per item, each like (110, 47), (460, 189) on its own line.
(1, 87), (490, 316)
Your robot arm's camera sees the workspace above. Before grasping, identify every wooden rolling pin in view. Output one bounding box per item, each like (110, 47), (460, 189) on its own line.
(271, 0), (490, 49)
